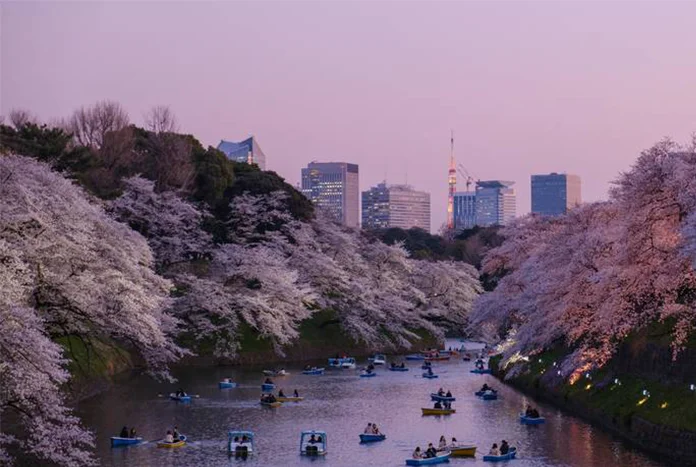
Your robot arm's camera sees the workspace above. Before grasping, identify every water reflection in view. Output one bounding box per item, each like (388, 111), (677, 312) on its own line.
(76, 346), (664, 467)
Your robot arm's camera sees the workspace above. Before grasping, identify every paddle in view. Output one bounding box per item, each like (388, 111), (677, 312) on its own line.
(157, 393), (200, 398)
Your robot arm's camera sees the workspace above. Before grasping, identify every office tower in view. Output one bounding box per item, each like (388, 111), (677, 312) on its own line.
(453, 191), (477, 230)
(301, 162), (359, 227)
(475, 180), (516, 226)
(362, 183), (431, 231)
(531, 173), (582, 216)
(217, 136), (267, 170)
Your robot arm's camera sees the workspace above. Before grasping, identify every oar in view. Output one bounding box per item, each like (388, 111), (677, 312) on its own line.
(157, 393), (201, 398)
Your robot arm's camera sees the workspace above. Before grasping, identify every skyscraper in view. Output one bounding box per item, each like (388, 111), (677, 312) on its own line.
(301, 162), (359, 227)
(362, 182), (430, 231)
(217, 136), (267, 170)
(453, 191), (477, 230)
(531, 173), (582, 216)
(475, 180), (516, 226)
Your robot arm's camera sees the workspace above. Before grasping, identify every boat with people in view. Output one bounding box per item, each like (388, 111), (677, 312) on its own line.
(421, 407), (456, 415)
(328, 358), (341, 368)
(228, 430), (254, 456)
(157, 434), (187, 448)
(110, 436), (143, 447)
(389, 363), (409, 371)
(169, 393), (191, 402)
(359, 433), (386, 443)
(368, 354), (387, 365)
(219, 379), (237, 389)
(520, 413), (546, 424)
(405, 452), (451, 465)
(340, 357), (357, 369)
(262, 369), (288, 377)
(430, 393), (456, 402)
(422, 372), (438, 379)
(483, 447), (517, 462)
(300, 430), (327, 456)
(360, 369), (377, 377)
(302, 366), (325, 375)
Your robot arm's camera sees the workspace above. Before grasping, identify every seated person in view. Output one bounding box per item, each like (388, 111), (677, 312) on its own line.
(372, 424), (380, 434)
(434, 401), (443, 409)
(489, 443), (499, 456)
(278, 389), (286, 398)
(119, 426), (128, 438)
(164, 431), (174, 443)
(437, 387), (445, 396)
(316, 436), (323, 445)
(438, 435), (447, 449)
(264, 378), (273, 384)
(450, 437), (458, 447)
(525, 405), (534, 417)
(413, 446), (423, 459)
(427, 367), (434, 375)
(293, 389), (300, 397)
(500, 440), (509, 455)
(445, 390), (452, 397)
(425, 443), (437, 458)
(173, 426), (180, 440)
(241, 435), (249, 445)
(400, 362), (405, 368)
(481, 383), (490, 392)
(531, 408), (540, 418)
(129, 428), (136, 438)
(308, 434), (317, 444)
(364, 423), (373, 434)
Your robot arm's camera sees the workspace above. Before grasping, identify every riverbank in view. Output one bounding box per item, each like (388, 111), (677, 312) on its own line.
(491, 324), (696, 465)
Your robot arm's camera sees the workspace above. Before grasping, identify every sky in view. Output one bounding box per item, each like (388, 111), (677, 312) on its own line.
(4, 1), (696, 231)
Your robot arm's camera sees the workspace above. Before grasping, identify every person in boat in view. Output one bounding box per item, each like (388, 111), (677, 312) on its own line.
(316, 435), (323, 445)
(532, 408), (540, 418)
(481, 383), (490, 392)
(412, 446), (423, 459)
(372, 423), (381, 435)
(278, 389), (286, 398)
(525, 405), (534, 417)
(400, 362), (405, 368)
(489, 443), (499, 456)
(438, 435), (447, 450)
(164, 430), (174, 443)
(308, 434), (317, 444)
(364, 423), (373, 434)
(293, 389), (299, 397)
(129, 427), (137, 438)
(434, 401), (443, 409)
(119, 426), (129, 438)
(173, 426), (181, 441)
(264, 378), (273, 384)
(367, 363), (375, 371)
(445, 390), (452, 397)
(425, 443), (437, 458)
(450, 437), (458, 447)
(427, 367), (434, 375)
(437, 387), (445, 396)
(241, 434), (249, 445)
(223, 378), (230, 383)
(500, 440), (509, 455)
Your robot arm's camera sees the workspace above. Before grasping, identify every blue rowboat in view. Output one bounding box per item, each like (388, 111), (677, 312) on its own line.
(261, 383), (276, 391)
(470, 369), (492, 374)
(169, 393), (191, 402)
(406, 354), (425, 361)
(483, 447), (516, 462)
(360, 371), (377, 378)
(430, 393), (456, 402)
(405, 452), (451, 465)
(359, 433), (386, 443)
(389, 367), (409, 372)
(422, 373), (439, 379)
(475, 390), (497, 397)
(301, 368), (325, 375)
(110, 437), (143, 447)
(520, 413), (545, 425)
(219, 381), (237, 389)
(481, 393), (498, 400)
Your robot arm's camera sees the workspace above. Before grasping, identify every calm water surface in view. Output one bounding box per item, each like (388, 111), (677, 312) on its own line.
(78, 343), (664, 467)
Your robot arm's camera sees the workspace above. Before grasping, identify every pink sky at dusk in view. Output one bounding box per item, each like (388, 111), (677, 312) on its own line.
(4, 1), (696, 231)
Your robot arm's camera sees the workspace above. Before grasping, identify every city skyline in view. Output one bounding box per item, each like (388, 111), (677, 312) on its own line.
(6, 2), (696, 229)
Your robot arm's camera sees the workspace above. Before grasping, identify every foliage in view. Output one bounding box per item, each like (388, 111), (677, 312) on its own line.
(471, 138), (696, 383)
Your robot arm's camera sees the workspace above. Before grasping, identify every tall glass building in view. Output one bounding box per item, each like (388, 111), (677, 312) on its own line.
(475, 180), (516, 226)
(362, 183), (430, 231)
(217, 136), (267, 170)
(531, 173), (581, 216)
(453, 191), (477, 230)
(301, 162), (359, 227)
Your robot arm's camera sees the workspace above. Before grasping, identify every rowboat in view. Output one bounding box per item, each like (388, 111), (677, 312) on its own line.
(483, 447), (517, 462)
(369, 354), (387, 365)
(422, 373), (438, 379)
(475, 390), (497, 398)
(110, 436), (143, 447)
(520, 413), (546, 425)
(261, 383), (276, 391)
(430, 393), (456, 402)
(228, 430), (254, 455)
(277, 396), (304, 402)
(302, 368), (325, 375)
(263, 369), (288, 377)
(157, 435), (187, 448)
(405, 452), (451, 465)
(340, 357), (356, 369)
(406, 354), (425, 361)
(448, 445), (477, 457)
(481, 393), (498, 400)
(470, 369), (492, 374)
(219, 381), (237, 389)
(169, 393), (191, 402)
(421, 407), (455, 415)
(360, 370), (377, 377)
(389, 366), (409, 372)
(359, 433), (386, 443)
(260, 400), (282, 408)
